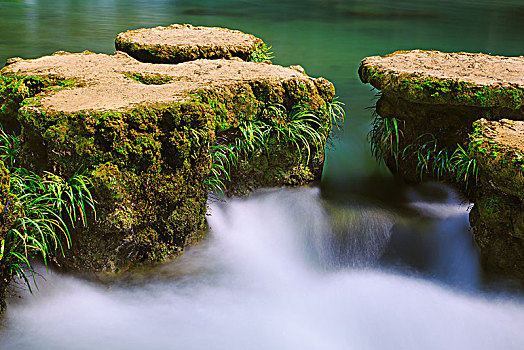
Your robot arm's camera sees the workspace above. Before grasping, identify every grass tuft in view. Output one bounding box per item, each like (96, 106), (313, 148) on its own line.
(0, 125), (95, 293)
(368, 113), (403, 169)
(204, 101), (341, 198)
(403, 133), (451, 181)
(249, 43), (274, 63)
(450, 144), (478, 189)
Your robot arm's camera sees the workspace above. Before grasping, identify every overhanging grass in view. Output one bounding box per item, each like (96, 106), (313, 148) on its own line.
(205, 100), (345, 198)
(0, 127), (95, 293)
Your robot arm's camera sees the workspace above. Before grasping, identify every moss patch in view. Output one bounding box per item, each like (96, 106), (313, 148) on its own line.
(469, 119), (524, 199)
(125, 72), (173, 85)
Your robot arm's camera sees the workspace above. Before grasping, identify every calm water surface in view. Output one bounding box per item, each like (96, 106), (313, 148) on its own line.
(1, 0), (524, 348)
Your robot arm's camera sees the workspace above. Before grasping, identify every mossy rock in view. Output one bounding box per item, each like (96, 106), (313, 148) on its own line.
(360, 49), (524, 278)
(115, 24), (265, 64)
(469, 118), (524, 199)
(0, 50), (335, 271)
(0, 161), (13, 316)
(359, 50), (524, 111)
(467, 118), (524, 277)
(470, 196), (524, 276)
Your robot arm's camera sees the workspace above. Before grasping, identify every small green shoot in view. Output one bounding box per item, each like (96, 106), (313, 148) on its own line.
(249, 43), (274, 63)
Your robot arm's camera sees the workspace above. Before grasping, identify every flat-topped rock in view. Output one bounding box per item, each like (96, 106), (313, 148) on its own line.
(0, 48), (335, 271)
(359, 50), (524, 110)
(115, 24), (264, 64)
(1, 50), (310, 114)
(470, 118), (524, 198)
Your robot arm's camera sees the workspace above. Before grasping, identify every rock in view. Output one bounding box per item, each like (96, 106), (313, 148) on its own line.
(359, 50), (524, 278)
(471, 119), (524, 198)
(0, 161), (11, 316)
(5, 57), (22, 66)
(468, 119), (524, 275)
(115, 24), (264, 64)
(359, 50), (524, 111)
(0, 49), (335, 271)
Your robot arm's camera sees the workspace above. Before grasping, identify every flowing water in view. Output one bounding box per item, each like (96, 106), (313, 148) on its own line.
(1, 0), (524, 348)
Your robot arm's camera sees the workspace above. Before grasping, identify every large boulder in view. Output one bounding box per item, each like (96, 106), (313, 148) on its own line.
(0, 47), (335, 271)
(359, 50), (524, 278)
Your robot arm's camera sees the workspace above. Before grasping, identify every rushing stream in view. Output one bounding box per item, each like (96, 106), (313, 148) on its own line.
(1, 0), (524, 348)
(2, 188), (524, 349)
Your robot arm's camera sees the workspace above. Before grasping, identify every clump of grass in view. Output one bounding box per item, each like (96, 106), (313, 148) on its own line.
(249, 43), (274, 63)
(204, 144), (238, 199)
(0, 126), (95, 293)
(0, 127), (21, 167)
(403, 133), (451, 180)
(450, 144), (478, 189)
(367, 111), (479, 188)
(327, 98), (346, 131)
(368, 113), (403, 169)
(204, 100), (343, 198)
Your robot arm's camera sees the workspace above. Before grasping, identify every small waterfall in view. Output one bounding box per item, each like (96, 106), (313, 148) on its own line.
(319, 203), (395, 269)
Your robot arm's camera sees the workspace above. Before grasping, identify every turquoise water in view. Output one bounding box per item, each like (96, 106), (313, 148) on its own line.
(1, 1), (524, 348)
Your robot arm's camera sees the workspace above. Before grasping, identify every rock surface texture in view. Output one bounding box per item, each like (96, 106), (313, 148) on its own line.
(115, 24), (264, 64)
(0, 26), (336, 272)
(359, 50), (524, 278)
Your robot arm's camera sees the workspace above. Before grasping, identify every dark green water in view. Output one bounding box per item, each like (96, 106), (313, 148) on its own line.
(1, 1), (524, 348)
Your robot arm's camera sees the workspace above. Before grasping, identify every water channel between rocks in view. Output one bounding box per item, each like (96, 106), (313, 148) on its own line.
(1, 0), (524, 348)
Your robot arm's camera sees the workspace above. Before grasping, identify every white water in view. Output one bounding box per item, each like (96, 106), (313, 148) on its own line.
(2, 187), (524, 349)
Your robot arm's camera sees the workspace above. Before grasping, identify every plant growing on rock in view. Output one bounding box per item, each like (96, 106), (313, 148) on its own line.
(402, 133), (451, 181)
(205, 100), (344, 197)
(450, 144), (478, 189)
(0, 127), (95, 298)
(368, 114), (403, 169)
(249, 43), (274, 63)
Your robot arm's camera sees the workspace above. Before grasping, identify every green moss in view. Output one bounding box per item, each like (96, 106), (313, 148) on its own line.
(476, 193), (513, 227)
(0, 161), (13, 315)
(125, 72), (173, 85)
(469, 119), (524, 199)
(0, 160), (12, 241)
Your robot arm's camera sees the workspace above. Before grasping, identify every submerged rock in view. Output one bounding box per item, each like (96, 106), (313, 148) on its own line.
(0, 27), (337, 272)
(115, 24), (265, 64)
(359, 49), (524, 278)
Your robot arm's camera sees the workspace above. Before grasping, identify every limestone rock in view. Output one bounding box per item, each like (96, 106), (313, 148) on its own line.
(0, 50), (335, 271)
(115, 24), (264, 64)
(471, 118), (524, 199)
(359, 50), (524, 111)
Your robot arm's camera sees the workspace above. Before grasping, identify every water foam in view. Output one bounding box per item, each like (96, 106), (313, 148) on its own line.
(1, 187), (523, 349)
